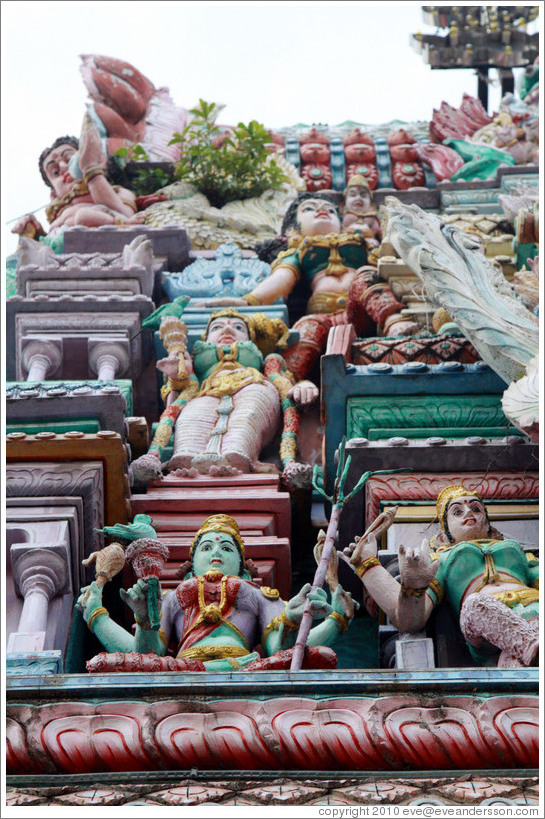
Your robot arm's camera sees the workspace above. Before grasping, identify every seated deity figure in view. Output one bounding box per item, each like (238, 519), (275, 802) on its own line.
(11, 114), (138, 245)
(347, 485), (539, 668)
(200, 192), (419, 381)
(341, 174), (382, 244)
(77, 514), (355, 672)
(131, 309), (318, 486)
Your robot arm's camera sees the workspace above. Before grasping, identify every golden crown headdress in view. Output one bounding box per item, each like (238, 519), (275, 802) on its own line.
(190, 514), (245, 559)
(436, 485), (483, 530)
(344, 173), (372, 195)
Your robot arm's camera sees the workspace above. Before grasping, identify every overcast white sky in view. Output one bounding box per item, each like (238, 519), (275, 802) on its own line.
(1, 0), (537, 257)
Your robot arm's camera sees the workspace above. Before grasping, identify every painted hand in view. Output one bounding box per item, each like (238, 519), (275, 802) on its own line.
(285, 583), (333, 624)
(78, 113), (106, 173)
(398, 539), (439, 592)
(331, 584), (358, 621)
(11, 213), (46, 238)
(348, 533), (378, 570)
(119, 578), (161, 626)
(287, 380), (319, 407)
(76, 580), (103, 621)
(313, 531), (339, 593)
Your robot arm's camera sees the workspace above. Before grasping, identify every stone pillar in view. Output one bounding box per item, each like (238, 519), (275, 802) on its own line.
(8, 543), (69, 652)
(88, 338), (131, 380)
(20, 337), (63, 382)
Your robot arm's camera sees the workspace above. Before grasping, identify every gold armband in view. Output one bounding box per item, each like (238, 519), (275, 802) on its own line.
(87, 606), (108, 630)
(83, 166), (106, 185)
(355, 556), (381, 579)
(243, 292), (262, 306)
(428, 578), (444, 602)
(262, 608), (298, 643)
(261, 614), (282, 643)
(168, 375), (190, 391)
(328, 610), (350, 633)
(158, 628), (169, 646)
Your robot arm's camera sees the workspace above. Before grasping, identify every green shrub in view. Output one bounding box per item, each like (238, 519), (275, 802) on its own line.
(169, 99), (286, 208)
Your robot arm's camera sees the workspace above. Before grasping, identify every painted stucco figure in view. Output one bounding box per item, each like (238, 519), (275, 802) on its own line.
(199, 192), (418, 380)
(11, 114), (138, 247)
(340, 174), (382, 245)
(348, 485), (539, 667)
(77, 515), (355, 672)
(131, 310), (318, 486)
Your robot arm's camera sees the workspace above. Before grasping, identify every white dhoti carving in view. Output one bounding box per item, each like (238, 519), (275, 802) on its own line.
(169, 381), (281, 474)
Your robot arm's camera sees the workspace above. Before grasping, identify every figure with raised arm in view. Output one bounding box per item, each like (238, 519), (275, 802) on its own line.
(11, 114), (138, 246)
(202, 191), (419, 380)
(348, 485), (539, 667)
(77, 515), (355, 672)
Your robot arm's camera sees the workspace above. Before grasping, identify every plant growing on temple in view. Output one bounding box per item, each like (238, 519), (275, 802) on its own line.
(111, 143), (175, 196)
(169, 99), (286, 208)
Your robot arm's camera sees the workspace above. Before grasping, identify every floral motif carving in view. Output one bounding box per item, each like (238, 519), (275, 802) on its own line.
(365, 472), (538, 524)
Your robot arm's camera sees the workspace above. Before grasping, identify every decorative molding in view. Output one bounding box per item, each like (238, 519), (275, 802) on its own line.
(365, 471), (539, 525)
(163, 242), (272, 300)
(346, 394), (509, 440)
(6, 432), (130, 528)
(4, 773), (539, 806)
(6, 652), (63, 677)
(62, 225), (190, 272)
(6, 694), (538, 774)
(6, 383), (128, 439)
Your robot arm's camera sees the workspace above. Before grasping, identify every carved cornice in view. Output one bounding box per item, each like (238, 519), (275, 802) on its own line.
(365, 471), (539, 524)
(6, 432), (130, 527)
(6, 460), (104, 582)
(6, 694), (538, 774)
(5, 773), (539, 807)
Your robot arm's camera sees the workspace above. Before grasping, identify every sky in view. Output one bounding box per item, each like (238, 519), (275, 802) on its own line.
(1, 0), (537, 257)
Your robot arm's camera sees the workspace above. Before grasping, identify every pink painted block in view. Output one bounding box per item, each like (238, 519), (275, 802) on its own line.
(131, 488), (291, 538)
(149, 513), (278, 537)
(157, 473), (280, 489)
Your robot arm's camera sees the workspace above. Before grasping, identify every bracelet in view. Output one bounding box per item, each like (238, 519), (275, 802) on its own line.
(328, 610), (350, 633)
(243, 292), (262, 306)
(401, 585), (429, 598)
(355, 556), (380, 579)
(169, 375), (190, 390)
(83, 166), (106, 185)
(87, 606), (108, 630)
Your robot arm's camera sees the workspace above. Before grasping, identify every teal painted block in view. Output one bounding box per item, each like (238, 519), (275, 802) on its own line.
(7, 419), (101, 435)
(346, 394), (511, 440)
(334, 616), (378, 669)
